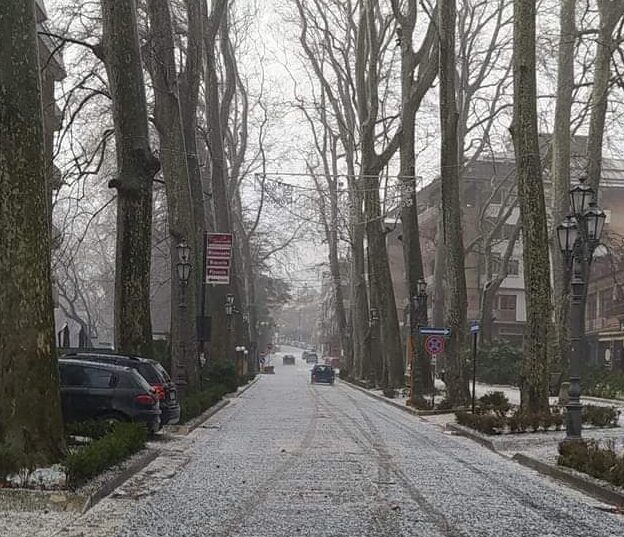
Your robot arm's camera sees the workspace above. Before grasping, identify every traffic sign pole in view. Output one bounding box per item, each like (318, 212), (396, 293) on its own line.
(470, 322), (480, 414)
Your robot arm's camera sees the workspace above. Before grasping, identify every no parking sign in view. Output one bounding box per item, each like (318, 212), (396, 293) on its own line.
(424, 335), (446, 356)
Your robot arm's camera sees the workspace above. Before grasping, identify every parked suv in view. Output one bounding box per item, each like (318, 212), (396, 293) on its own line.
(58, 359), (161, 433)
(62, 351), (180, 426)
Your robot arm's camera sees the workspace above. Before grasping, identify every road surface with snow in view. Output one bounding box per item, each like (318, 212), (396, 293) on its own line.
(61, 348), (624, 537)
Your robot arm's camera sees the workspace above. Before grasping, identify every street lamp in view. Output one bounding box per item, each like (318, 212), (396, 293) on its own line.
(556, 176), (606, 440)
(409, 278), (429, 406)
(175, 240), (192, 306)
(369, 307), (379, 327)
(225, 293), (235, 330)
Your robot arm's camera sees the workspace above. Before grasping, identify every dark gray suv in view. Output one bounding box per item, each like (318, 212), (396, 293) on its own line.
(58, 359), (161, 434)
(62, 351), (180, 426)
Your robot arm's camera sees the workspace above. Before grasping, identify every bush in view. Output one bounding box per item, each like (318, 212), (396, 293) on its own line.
(65, 420), (115, 440)
(472, 339), (522, 386)
(478, 391), (510, 417)
(179, 384), (229, 424)
(582, 405), (619, 428)
(63, 423), (147, 488)
(582, 367), (624, 400)
(455, 411), (505, 435)
(558, 440), (624, 487)
(204, 362), (238, 392)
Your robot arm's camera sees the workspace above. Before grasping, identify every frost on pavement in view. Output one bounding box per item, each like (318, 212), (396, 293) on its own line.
(80, 359), (624, 537)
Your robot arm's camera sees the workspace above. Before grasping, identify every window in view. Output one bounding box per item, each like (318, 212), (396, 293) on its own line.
(498, 295), (517, 310)
(599, 289), (614, 317)
(84, 367), (115, 388)
(60, 364), (114, 388)
(508, 259), (520, 276)
(496, 294), (517, 321)
(586, 293), (597, 322)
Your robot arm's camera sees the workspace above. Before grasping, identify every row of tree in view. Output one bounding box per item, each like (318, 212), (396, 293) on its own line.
(0, 0), (292, 465)
(288, 0), (624, 412)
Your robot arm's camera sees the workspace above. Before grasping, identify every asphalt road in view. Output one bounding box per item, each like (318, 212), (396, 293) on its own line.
(114, 349), (624, 537)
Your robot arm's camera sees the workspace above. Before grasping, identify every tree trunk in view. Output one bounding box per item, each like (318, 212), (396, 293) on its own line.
(203, 0), (232, 365)
(0, 0), (65, 463)
(179, 0), (208, 347)
(350, 183), (369, 381)
(101, 0), (159, 357)
(512, 0), (551, 413)
(550, 0), (576, 374)
(439, 0), (470, 405)
(146, 0), (199, 388)
(432, 210), (446, 327)
(392, 0), (437, 398)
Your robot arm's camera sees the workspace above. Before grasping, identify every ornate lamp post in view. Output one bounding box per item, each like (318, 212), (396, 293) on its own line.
(556, 177), (606, 440)
(225, 293), (235, 331)
(175, 240), (192, 306)
(410, 278), (429, 405)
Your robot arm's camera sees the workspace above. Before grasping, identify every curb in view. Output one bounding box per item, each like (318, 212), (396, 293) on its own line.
(512, 453), (624, 507)
(340, 380), (425, 419)
(81, 449), (160, 513)
(345, 379), (624, 506)
(445, 423), (497, 452)
(0, 449), (160, 514)
(165, 375), (261, 436)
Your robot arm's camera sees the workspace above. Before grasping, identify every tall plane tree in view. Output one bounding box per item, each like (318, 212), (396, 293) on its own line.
(390, 0), (438, 402)
(146, 0), (199, 387)
(0, 0), (64, 462)
(98, 0), (159, 357)
(512, 0), (550, 413)
(439, 0), (470, 404)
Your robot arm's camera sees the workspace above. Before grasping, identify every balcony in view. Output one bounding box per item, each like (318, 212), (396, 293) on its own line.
(606, 302), (624, 318)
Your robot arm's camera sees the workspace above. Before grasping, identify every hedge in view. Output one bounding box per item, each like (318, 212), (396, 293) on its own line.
(558, 440), (624, 488)
(63, 422), (147, 487)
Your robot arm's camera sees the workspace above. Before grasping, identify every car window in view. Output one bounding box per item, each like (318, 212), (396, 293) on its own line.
(60, 364), (90, 387)
(152, 362), (171, 382)
(60, 364), (115, 388)
(84, 367), (116, 388)
(138, 363), (163, 384)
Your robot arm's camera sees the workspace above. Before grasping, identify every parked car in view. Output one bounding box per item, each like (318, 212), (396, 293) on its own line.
(282, 354), (296, 365)
(58, 359), (161, 433)
(62, 351), (180, 426)
(305, 353), (319, 364)
(311, 364), (335, 385)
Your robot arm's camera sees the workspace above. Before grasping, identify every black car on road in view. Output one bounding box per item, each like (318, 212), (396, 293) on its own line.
(58, 359), (161, 433)
(62, 351), (180, 426)
(311, 364), (335, 385)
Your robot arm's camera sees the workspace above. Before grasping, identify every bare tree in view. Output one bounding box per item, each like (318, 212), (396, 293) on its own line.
(550, 0), (576, 372)
(439, 0), (470, 404)
(511, 0), (550, 413)
(99, 0), (160, 356)
(146, 0), (199, 387)
(0, 0), (65, 462)
(390, 0), (438, 402)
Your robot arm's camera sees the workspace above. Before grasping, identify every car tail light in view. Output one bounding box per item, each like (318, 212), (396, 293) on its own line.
(152, 384), (166, 400)
(135, 393), (156, 405)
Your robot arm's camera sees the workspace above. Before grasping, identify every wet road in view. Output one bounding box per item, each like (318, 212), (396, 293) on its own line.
(108, 349), (624, 536)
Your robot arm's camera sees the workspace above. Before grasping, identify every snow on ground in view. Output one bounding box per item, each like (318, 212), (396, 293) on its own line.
(80, 358), (624, 536)
(5, 354), (624, 537)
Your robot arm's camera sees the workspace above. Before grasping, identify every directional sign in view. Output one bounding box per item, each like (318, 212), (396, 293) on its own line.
(419, 327), (451, 337)
(470, 322), (480, 334)
(424, 335), (446, 356)
(205, 233), (233, 284)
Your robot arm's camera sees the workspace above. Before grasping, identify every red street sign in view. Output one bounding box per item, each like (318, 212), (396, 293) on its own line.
(207, 258), (231, 267)
(208, 233), (233, 245)
(424, 335), (446, 356)
(205, 233), (233, 284)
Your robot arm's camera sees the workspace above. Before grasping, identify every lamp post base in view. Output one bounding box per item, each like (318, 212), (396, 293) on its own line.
(565, 401), (583, 440)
